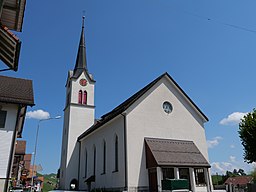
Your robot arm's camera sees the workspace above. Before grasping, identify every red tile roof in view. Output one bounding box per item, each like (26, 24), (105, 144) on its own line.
(15, 140), (26, 154)
(225, 176), (253, 186)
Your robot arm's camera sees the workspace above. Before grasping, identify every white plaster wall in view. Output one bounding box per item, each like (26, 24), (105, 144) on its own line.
(0, 180), (5, 192)
(79, 116), (125, 190)
(0, 103), (18, 192)
(60, 71), (95, 190)
(59, 106), (70, 188)
(125, 76), (209, 189)
(0, 103), (18, 178)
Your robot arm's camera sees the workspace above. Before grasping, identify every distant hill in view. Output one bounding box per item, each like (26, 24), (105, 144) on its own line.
(37, 173), (58, 192)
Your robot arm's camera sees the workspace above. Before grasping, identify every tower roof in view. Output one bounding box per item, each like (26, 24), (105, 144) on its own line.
(73, 16), (88, 77)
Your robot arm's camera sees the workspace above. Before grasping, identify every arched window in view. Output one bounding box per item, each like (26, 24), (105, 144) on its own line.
(78, 90), (82, 104)
(93, 145), (96, 175)
(83, 91), (87, 105)
(84, 148), (87, 178)
(103, 140), (106, 174)
(114, 135), (118, 172)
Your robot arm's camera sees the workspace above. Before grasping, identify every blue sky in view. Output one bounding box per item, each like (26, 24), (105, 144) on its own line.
(2, 0), (256, 174)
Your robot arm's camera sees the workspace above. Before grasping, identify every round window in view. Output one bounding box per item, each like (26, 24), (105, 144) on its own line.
(163, 101), (173, 114)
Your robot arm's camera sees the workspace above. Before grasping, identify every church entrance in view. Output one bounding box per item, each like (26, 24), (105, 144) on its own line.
(148, 168), (158, 192)
(70, 179), (78, 190)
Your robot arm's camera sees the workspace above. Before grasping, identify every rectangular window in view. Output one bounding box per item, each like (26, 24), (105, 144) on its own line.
(162, 168), (174, 180)
(194, 168), (206, 186)
(0, 110), (7, 128)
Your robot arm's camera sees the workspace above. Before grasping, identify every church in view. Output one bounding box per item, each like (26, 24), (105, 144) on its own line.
(59, 19), (212, 192)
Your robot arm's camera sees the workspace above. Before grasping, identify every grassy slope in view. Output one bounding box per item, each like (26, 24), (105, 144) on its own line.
(37, 173), (57, 192)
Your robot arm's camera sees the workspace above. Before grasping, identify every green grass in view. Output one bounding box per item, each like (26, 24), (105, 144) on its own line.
(37, 173), (57, 192)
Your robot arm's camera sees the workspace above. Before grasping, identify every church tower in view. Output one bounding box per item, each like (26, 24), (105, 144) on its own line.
(59, 17), (95, 190)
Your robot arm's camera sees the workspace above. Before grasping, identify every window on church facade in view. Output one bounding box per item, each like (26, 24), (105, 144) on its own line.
(93, 145), (96, 175)
(0, 110), (7, 128)
(102, 140), (106, 174)
(194, 168), (206, 186)
(78, 90), (82, 104)
(85, 148), (87, 178)
(114, 135), (118, 172)
(83, 91), (87, 105)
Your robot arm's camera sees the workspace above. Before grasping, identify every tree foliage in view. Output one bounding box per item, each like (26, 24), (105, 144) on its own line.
(238, 109), (256, 163)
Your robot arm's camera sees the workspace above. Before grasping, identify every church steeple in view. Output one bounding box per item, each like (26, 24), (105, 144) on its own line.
(73, 16), (87, 77)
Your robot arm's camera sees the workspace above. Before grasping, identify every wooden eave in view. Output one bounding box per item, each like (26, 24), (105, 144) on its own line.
(0, 24), (21, 71)
(0, 0), (26, 32)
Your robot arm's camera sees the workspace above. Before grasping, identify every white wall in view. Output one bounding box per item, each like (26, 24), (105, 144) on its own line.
(125, 76), (209, 189)
(0, 103), (18, 192)
(79, 115), (125, 191)
(60, 71), (95, 190)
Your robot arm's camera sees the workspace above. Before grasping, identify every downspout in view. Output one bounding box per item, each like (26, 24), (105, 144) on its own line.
(4, 105), (22, 192)
(121, 113), (127, 190)
(78, 141), (81, 190)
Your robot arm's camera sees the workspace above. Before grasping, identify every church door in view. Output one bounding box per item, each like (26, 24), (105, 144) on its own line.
(148, 168), (158, 192)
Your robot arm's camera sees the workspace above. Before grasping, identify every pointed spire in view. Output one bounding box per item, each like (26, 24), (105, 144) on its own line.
(73, 16), (87, 76)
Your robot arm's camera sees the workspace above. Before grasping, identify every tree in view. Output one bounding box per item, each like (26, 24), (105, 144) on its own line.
(238, 109), (256, 163)
(238, 169), (246, 176)
(250, 168), (256, 183)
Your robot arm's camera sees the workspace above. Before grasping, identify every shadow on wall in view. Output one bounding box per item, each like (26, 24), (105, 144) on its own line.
(138, 142), (149, 191)
(66, 143), (80, 191)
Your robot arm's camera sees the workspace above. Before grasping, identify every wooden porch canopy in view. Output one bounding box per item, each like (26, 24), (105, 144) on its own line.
(145, 138), (210, 168)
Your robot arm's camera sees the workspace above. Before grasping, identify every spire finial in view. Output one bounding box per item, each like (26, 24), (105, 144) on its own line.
(82, 11), (85, 28)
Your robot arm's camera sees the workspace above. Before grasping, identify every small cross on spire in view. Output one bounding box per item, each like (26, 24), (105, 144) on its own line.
(82, 11), (86, 28)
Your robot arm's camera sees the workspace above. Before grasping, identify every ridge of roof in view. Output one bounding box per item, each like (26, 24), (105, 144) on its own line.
(78, 72), (208, 140)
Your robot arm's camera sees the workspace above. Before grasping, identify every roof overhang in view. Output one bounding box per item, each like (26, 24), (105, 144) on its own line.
(0, 24), (21, 71)
(145, 137), (210, 168)
(0, 0), (26, 32)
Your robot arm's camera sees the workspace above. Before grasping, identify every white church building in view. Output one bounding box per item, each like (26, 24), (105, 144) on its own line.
(59, 20), (212, 192)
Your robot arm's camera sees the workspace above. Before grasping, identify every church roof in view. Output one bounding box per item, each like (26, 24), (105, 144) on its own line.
(0, 75), (34, 106)
(145, 137), (210, 167)
(78, 72), (208, 141)
(72, 17), (95, 82)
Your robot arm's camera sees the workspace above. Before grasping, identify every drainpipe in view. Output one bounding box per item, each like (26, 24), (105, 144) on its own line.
(78, 141), (81, 190)
(121, 113), (127, 191)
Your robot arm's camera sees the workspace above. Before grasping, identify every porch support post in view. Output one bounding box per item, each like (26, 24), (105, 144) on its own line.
(189, 168), (196, 192)
(204, 168), (211, 192)
(156, 167), (162, 192)
(174, 167), (179, 179)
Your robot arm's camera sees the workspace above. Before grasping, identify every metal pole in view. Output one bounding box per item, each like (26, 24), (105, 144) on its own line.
(30, 116), (61, 191)
(31, 120), (41, 191)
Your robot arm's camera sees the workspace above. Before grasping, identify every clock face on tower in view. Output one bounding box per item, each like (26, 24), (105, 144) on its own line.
(79, 79), (87, 86)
